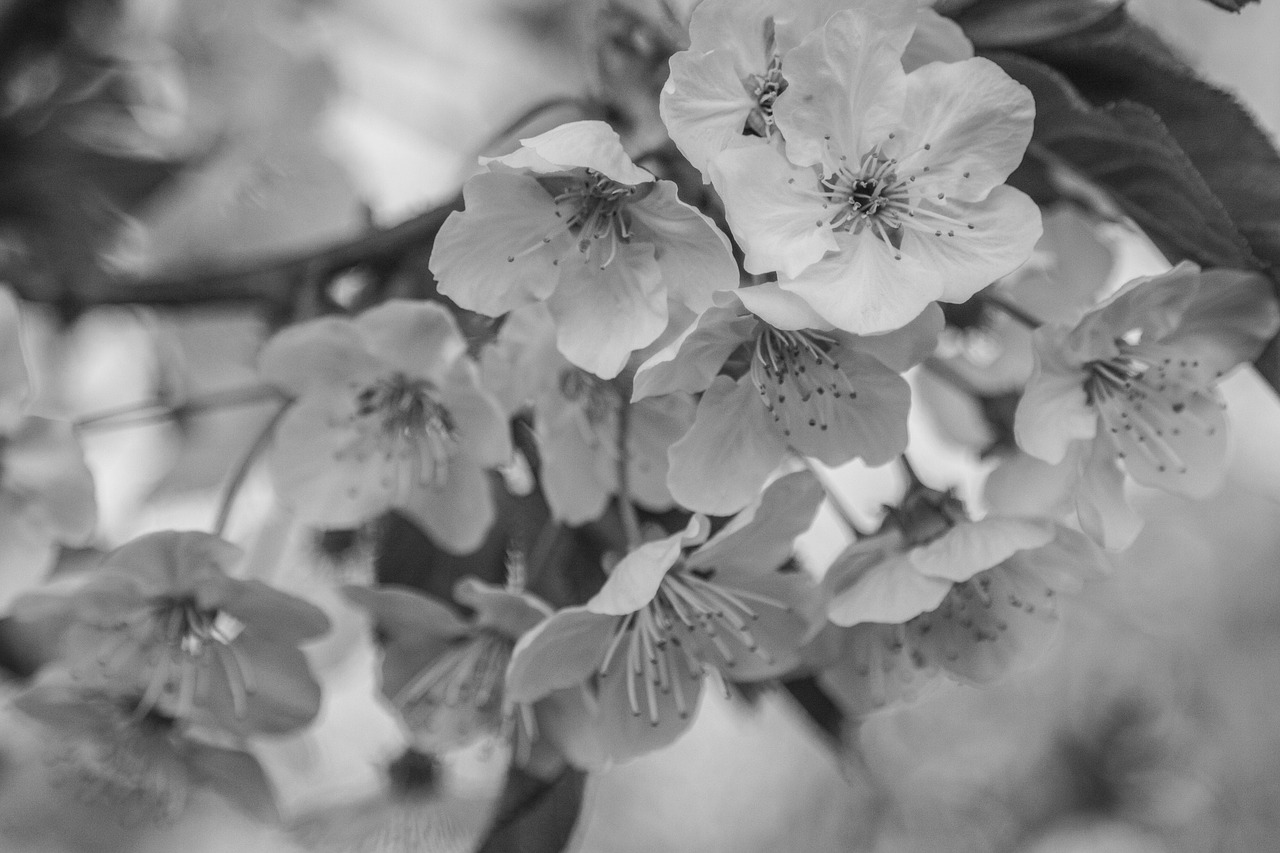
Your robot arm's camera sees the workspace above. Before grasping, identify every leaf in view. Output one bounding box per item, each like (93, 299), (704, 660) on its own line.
(991, 54), (1260, 272)
(955, 0), (1124, 48)
(475, 764), (587, 853)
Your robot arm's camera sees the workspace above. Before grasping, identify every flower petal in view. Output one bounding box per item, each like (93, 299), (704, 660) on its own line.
(780, 350), (912, 467)
(843, 302), (943, 372)
(430, 171), (566, 316)
(910, 517), (1056, 583)
(816, 622), (939, 716)
(709, 144), (835, 278)
(101, 530), (242, 595)
(1098, 383), (1228, 498)
(773, 8), (910, 168)
(667, 375), (788, 515)
(688, 470), (823, 576)
(627, 393), (696, 511)
(546, 241), (666, 379)
(217, 579), (330, 643)
(507, 606), (617, 703)
(660, 49), (760, 182)
(891, 58), (1034, 201)
(439, 363), (513, 468)
(587, 515), (709, 616)
(2, 416), (97, 544)
(354, 299), (467, 384)
(399, 460), (496, 555)
(632, 301), (753, 400)
(778, 235), (938, 335)
(826, 552), (953, 626)
(454, 578), (551, 639)
(736, 283), (831, 331)
(0, 286), (30, 431)
(1016, 327), (1098, 464)
(257, 316), (383, 396)
(1074, 438), (1142, 550)
(197, 632), (323, 735)
(496, 121), (654, 186)
(1159, 268), (1280, 386)
(629, 181), (738, 312)
(902, 8), (973, 71)
(596, 640), (702, 762)
(898, 185), (1043, 305)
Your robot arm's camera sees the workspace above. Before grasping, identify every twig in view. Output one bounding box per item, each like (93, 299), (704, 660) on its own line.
(74, 384), (284, 432)
(615, 400), (642, 550)
(213, 401), (290, 537)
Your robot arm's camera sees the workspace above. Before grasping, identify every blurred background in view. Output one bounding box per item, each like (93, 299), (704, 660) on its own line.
(1, 0), (1280, 851)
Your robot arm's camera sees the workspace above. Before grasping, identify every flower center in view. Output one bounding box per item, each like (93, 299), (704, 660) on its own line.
(123, 597), (254, 722)
(806, 142), (976, 259)
(517, 169), (647, 271)
(1084, 344), (1218, 476)
(348, 373), (457, 488)
(748, 326), (855, 436)
(393, 630), (512, 736)
(742, 17), (786, 138)
(596, 567), (789, 726)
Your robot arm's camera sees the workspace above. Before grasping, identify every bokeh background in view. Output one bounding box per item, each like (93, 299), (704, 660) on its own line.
(2, 1), (1280, 851)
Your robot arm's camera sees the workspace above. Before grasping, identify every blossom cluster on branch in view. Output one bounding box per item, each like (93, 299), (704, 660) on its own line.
(1, 0), (1278, 843)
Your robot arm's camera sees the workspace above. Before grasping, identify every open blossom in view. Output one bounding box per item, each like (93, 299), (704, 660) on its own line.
(481, 305), (695, 524)
(260, 299), (511, 554)
(0, 288), (96, 605)
(18, 531), (330, 736)
(13, 678), (279, 824)
(430, 120), (738, 379)
(709, 6), (1040, 334)
(344, 563), (601, 768)
(661, 0), (973, 181)
(1014, 263), (1280, 548)
(816, 483), (1102, 714)
(506, 472), (823, 764)
(634, 288), (941, 514)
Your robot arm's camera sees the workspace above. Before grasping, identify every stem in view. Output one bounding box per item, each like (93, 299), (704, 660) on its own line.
(213, 402), (290, 537)
(615, 400), (642, 550)
(74, 384), (286, 432)
(799, 457), (870, 539)
(979, 289), (1043, 330)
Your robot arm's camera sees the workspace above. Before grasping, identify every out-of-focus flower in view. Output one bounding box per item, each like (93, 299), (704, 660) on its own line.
(635, 289), (940, 514)
(481, 305), (695, 524)
(710, 5), (1039, 334)
(18, 531), (330, 736)
(660, 0), (972, 181)
(429, 120), (738, 378)
(815, 481), (1102, 715)
(345, 560), (596, 762)
(0, 288), (96, 607)
(13, 677), (279, 825)
(1014, 263), (1280, 548)
(259, 299), (510, 554)
(506, 472), (823, 763)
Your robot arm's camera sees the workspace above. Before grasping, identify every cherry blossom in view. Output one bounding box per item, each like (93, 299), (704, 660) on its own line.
(18, 531), (330, 736)
(481, 305), (695, 524)
(661, 0), (973, 181)
(709, 7), (1040, 334)
(635, 289), (941, 514)
(506, 472), (823, 763)
(1014, 263), (1280, 548)
(430, 120), (738, 378)
(259, 299), (510, 554)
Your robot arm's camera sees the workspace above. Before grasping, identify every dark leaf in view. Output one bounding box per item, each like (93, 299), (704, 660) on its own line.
(992, 54), (1259, 270)
(475, 764), (587, 853)
(956, 0), (1124, 48)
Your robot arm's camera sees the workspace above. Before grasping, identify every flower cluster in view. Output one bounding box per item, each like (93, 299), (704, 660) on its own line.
(6, 0), (1280, 832)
